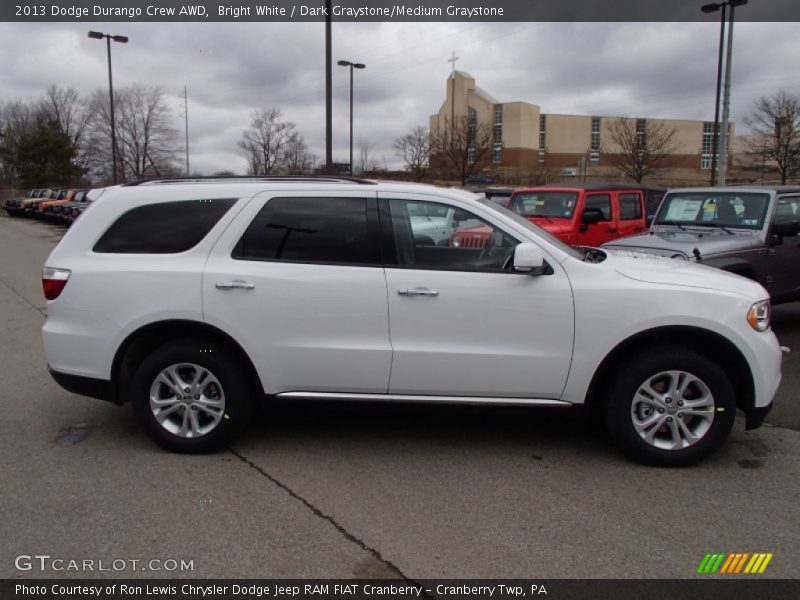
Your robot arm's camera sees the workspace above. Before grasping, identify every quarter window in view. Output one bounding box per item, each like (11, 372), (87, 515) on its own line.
(93, 198), (237, 254)
(233, 197), (379, 265)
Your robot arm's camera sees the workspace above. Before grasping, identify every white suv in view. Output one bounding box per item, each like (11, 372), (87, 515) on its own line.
(42, 177), (782, 465)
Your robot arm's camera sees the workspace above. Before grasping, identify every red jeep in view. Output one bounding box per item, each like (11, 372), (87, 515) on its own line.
(454, 184), (664, 248)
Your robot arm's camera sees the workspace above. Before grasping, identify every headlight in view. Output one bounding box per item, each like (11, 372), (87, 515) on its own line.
(747, 300), (771, 332)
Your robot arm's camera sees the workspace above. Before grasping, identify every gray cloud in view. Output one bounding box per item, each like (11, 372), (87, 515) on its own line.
(1, 21), (797, 174)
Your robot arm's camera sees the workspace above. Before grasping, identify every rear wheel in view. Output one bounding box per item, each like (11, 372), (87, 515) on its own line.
(603, 347), (736, 466)
(131, 338), (253, 453)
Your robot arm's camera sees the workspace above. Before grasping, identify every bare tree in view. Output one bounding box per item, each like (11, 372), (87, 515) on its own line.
(238, 108), (300, 175)
(603, 117), (678, 183)
(743, 91), (800, 184)
(37, 85), (91, 150)
(116, 85), (179, 179)
(430, 115), (494, 185)
(357, 137), (378, 174)
(281, 133), (314, 175)
(394, 126), (430, 181)
(84, 85), (179, 182)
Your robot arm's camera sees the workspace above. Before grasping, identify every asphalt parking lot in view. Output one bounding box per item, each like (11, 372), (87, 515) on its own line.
(1, 212), (798, 580)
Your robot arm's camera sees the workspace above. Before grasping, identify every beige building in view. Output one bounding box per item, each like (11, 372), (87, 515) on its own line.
(429, 71), (731, 181)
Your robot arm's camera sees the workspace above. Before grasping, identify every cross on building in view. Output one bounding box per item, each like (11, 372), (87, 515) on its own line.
(448, 51), (459, 77)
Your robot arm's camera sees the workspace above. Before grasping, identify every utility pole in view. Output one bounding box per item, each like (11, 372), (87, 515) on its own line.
(325, 0), (332, 173)
(717, 6), (735, 185)
(709, 3), (726, 185)
(183, 86), (190, 175)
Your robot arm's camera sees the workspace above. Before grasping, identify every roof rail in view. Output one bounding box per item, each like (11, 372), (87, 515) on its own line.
(122, 175), (377, 186)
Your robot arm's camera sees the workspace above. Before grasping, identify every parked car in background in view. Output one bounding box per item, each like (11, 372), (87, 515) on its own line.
(62, 196), (92, 226)
(36, 189), (81, 219)
(603, 186), (800, 304)
(506, 184), (665, 246)
(7, 189), (47, 215)
(465, 174), (497, 185)
(452, 184), (664, 248)
(20, 189), (57, 214)
(41, 177), (781, 466)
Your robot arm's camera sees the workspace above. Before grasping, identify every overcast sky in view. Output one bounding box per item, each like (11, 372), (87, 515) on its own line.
(1, 21), (798, 172)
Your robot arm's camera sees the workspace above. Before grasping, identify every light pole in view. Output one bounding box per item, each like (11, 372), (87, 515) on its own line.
(337, 60), (365, 175)
(88, 31), (128, 184)
(701, 0), (747, 186)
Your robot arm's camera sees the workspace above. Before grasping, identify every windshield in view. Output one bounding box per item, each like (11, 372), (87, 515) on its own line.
(508, 191), (579, 219)
(654, 192), (770, 230)
(479, 198), (583, 259)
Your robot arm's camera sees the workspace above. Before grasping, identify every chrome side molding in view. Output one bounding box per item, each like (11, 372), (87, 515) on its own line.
(275, 391), (571, 407)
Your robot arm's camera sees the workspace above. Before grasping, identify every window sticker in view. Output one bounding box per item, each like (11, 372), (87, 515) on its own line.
(664, 199), (702, 221)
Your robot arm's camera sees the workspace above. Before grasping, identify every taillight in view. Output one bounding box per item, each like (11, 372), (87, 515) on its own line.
(42, 267), (71, 300)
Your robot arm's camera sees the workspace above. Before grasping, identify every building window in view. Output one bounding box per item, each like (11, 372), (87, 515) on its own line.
(493, 105), (503, 143)
(701, 121), (716, 170)
(468, 107), (477, 162)
(493, 145), (502, 165)
(589, 150), (600, 165)
(591, 117), (601, 151)
(636, 119), (646, 159)
(538, 114), (547, 164)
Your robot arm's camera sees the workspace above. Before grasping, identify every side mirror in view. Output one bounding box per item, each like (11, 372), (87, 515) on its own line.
(772, 221), (799, 237)
(513, 243), (547, 275)
(769, 234), (784, 247)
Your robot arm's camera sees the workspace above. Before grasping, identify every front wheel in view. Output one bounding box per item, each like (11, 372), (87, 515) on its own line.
(131, 338), (253, 453)
(603, 347), (736, 467)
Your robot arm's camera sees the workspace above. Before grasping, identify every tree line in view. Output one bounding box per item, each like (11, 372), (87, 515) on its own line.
(3, 84), (796, 189)
(0, 84), (181, 189)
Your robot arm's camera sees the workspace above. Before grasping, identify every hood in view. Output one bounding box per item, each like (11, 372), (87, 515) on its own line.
(603, 249), (768, 299)
(603, 228), (760, 258)
(528, 217), (573, 236)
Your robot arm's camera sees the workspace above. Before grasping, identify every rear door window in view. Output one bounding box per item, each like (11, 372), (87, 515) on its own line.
(584, 194), (612, 221)
(232, 197), (380, 266)
(619, 193), (642, 220)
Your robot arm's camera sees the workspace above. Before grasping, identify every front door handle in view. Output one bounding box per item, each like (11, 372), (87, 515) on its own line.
(398, 287), (439, 297)
(215, 280), (255, 290)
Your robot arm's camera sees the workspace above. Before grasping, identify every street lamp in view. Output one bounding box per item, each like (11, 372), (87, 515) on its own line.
(337, 60), (366, 175)
(88, 31), (128, 184)
(701, 0), (748, 186)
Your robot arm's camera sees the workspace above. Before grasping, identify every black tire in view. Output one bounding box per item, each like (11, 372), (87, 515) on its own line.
(602, 346), (736, 467)
(131, 338), (253, 453)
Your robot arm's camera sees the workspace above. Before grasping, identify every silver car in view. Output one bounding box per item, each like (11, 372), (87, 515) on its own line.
(603, 186), (800, 304)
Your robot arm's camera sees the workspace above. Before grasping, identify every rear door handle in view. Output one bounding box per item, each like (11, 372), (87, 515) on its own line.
(398, 287), (439, 297)
(215, 280), (255, 290)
